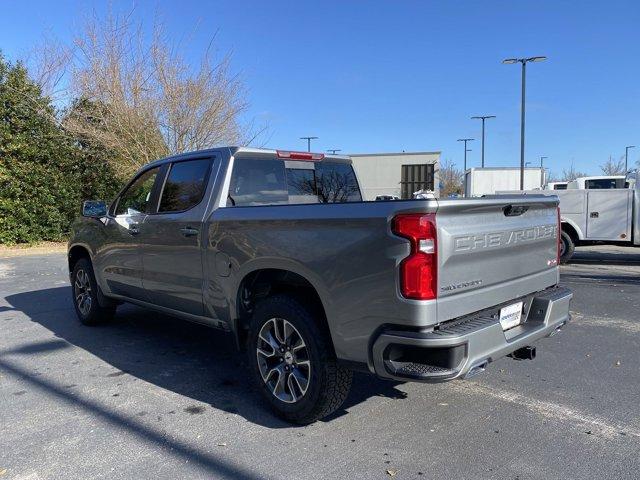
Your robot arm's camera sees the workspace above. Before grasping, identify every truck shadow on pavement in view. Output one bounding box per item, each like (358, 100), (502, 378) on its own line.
(5, 286), (408, 428)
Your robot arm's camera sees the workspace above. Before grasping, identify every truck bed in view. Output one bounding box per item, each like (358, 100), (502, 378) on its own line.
(208, 194), (562, 367)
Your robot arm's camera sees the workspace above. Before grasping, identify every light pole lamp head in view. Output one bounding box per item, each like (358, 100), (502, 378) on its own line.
(503, 56), (547, 64)
(457, 138), (475, 142)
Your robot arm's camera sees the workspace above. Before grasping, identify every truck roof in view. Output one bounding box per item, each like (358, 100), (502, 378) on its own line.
(144, 146), (352, 169)
(571, 175), (625, 181)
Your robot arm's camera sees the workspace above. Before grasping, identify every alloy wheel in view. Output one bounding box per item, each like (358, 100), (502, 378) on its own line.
(74, 269), (93, 317)
(256, 317), (310, 403)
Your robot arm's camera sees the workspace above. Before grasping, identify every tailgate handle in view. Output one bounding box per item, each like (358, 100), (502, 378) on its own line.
(503, 205), (529, 217)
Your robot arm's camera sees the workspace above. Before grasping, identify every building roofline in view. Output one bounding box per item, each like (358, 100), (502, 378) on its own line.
(466, 167), (544, 172)
(349, 151), (441, 157)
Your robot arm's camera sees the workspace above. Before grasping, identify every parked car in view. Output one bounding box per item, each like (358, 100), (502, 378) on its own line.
(374, 194), (400, 201)
(68, 147), (572, 423)
(544, 182), (568, 190)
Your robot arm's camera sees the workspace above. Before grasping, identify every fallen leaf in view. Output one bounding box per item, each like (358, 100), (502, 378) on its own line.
(0, 469), (6, 476)
(386, 470), (397, 477)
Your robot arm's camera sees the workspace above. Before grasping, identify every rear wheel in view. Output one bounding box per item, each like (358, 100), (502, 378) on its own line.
(559, 230), (575, 263)
(71, 258), (116, 325)
(247, 294), (352, 424)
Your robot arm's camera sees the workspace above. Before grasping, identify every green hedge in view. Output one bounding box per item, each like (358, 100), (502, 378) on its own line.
(0, 56), (122, 244)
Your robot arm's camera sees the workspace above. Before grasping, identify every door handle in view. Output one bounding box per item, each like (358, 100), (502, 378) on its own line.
(128, 224), (140, 235)
(180, 227), (199, 237)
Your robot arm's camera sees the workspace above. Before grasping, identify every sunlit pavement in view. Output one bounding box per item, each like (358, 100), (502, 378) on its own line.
(1, 246), (638, 479)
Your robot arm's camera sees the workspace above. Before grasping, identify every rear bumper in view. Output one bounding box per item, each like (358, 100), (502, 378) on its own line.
(371, 286), (572, 382)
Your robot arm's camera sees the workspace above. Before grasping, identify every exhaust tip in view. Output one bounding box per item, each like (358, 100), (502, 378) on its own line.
(464, 361), (489, 378)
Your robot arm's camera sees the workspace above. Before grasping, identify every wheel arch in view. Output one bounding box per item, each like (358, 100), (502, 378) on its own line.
(68, 243), (93, 274)
(233, 267), (332, 351)
(560, 219), (580, 243)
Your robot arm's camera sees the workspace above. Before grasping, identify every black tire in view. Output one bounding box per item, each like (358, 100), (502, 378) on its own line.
(559, 230), (575, 264)
(247, 294), (352, 424)
(71, 258), (116, 326)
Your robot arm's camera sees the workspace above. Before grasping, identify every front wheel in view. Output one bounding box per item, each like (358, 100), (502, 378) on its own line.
(247, 294), (352, 424)
(71, 258), (116, 325)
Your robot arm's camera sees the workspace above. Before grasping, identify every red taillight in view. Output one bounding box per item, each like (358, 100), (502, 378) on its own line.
(276, 150), (324, 161)
(556, 206), (561, 264)
(392, 213), (437, 300)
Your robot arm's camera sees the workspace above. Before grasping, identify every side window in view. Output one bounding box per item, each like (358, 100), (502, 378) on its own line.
(227, 158), (287, 206)
(115, 167), (160, 216)
(586, 179), (617, 189)
(158, 159), (211, 213)
(315, 162), (362, 203)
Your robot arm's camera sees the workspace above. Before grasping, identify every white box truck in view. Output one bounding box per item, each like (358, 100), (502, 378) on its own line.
(465, 167), (545, 197)
(498, 171), (640, 262)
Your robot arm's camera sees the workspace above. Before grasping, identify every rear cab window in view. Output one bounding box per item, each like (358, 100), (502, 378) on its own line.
(227, 156), (362, 207)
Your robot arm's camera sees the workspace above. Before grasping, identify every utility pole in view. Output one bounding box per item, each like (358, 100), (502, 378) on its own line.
(625, 146), (636, 172)
(471, 115), (495, 167)
(326, 149), (341, 154)
(503, 56), (547, 189)
(540, 156), (547, 168)
(300, 136), (318, 152)
(457, 138), (474, 196)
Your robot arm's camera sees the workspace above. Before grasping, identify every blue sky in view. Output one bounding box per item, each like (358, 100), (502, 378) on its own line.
(1, 0), (639, 177)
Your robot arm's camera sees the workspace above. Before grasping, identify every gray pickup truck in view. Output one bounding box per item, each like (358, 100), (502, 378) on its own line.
(68, 147), (572, 423)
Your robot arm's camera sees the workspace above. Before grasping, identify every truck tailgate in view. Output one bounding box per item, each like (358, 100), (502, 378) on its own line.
(435, 195), (559, 322)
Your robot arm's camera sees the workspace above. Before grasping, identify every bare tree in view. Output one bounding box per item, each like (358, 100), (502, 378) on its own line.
(27, 36), (72, 101)
(33, 10), (259, 177)
(561, 163), (589, 182)
(600, 155), (626, 175)
(438, 158), (463, 196)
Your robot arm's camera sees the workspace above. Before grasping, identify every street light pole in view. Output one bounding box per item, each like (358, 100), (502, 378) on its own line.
(471, 115), (495, 167)
(503, 56), (547, 189)
(326, 149), (341, 154)
(457, 138), (474, 196)
(300, 136), (318, 152)
(625, 146), (636, 172)
(540, 156), (547, 168)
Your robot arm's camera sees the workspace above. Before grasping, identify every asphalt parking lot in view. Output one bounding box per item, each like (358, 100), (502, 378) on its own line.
(1, 246), (639, 479)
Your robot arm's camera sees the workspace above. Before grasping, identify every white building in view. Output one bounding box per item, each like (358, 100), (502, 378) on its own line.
(464, 167), (546, 197)
(349, 151), (441, 200)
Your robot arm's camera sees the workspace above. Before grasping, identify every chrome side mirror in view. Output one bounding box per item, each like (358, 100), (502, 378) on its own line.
(82, 200), (107, 218)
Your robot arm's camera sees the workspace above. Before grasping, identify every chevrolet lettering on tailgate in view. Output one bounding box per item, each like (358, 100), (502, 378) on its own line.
(454, 224), (557, 252)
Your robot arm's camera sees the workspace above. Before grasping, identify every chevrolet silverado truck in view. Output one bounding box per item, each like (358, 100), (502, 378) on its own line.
(68, 147), (572, 423)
